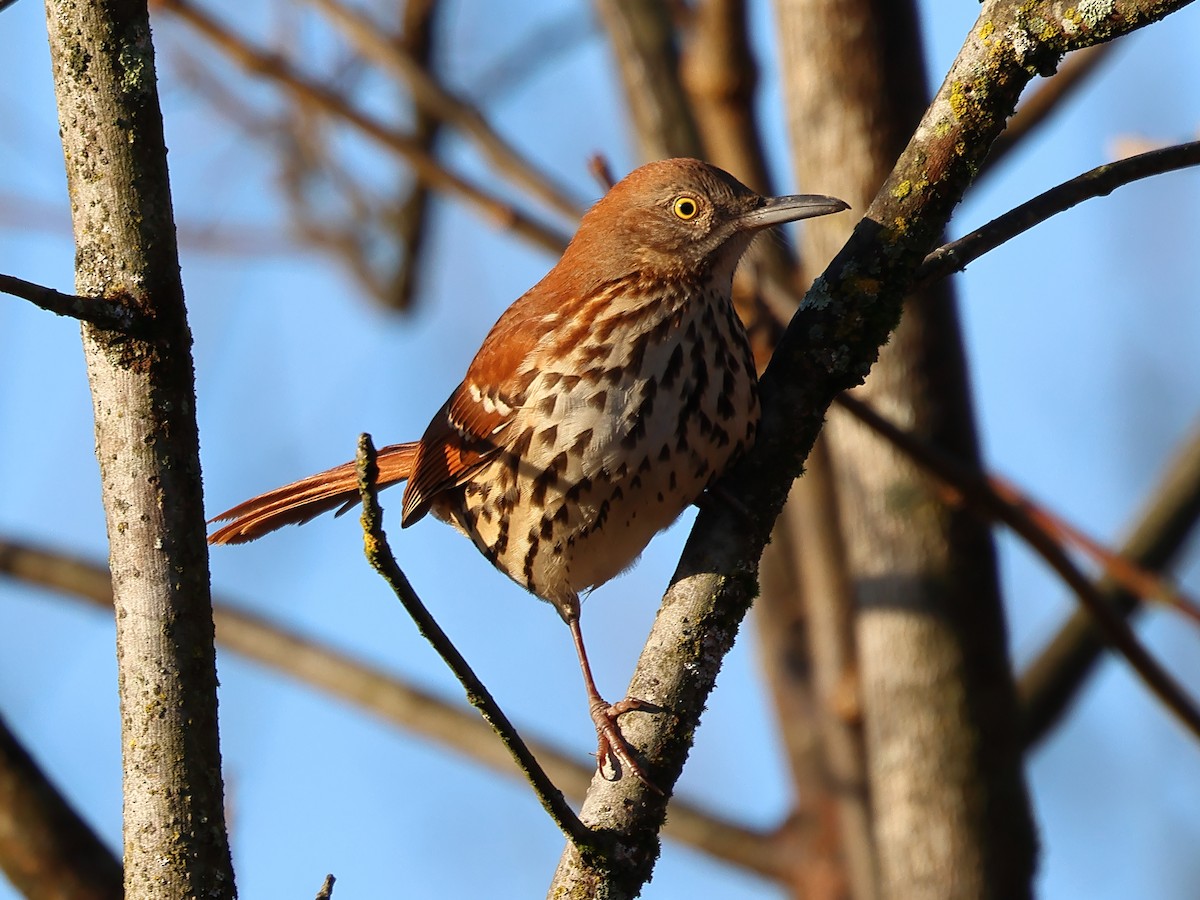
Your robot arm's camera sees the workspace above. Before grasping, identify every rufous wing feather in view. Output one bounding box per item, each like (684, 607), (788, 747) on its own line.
(208, 442), (420, 545)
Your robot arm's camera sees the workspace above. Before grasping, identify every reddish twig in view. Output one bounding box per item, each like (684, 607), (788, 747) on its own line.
(836, 393), (1200, 745)
(986, 472), (1200, 627)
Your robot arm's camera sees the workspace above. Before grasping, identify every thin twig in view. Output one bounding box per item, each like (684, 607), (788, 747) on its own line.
(155, 0), (571, 253)
(985, 473), (1200, 627)
(916, 140), (1200, 290)
(353, 434), (595, 850)
(0, 273), (139, 332)
(588, 154), (616, 191)
(1020, 421), (1200, 745)
(837, 394), (1200, 745)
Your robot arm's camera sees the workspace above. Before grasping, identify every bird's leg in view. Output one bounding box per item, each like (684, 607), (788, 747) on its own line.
(566, 612), (662, 794)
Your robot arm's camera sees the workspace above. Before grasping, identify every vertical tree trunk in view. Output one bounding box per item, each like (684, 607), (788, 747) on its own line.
(43, 1), (237, 896)
(775, 1), (1038, 897)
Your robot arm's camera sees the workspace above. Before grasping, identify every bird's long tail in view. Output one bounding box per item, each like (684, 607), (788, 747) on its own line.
(208, 442), (419, 545)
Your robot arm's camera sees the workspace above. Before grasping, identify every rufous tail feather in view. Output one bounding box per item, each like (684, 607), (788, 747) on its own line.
(207, 442), (419, 545)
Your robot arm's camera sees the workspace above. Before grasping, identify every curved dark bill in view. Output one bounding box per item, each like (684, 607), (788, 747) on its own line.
(738, 194), (851, 230)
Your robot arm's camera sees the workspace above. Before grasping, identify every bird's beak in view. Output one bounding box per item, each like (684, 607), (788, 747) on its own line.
(738, 194), (850, 230)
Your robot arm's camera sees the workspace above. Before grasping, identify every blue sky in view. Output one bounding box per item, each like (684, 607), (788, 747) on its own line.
(2, 1), (1200, 897)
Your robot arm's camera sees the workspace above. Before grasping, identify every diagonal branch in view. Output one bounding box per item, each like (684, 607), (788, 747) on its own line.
(915, 140), (1200, 290)
(836, 393), (1200, 743)
(0, 712), (122, 899)
(1021, 421), (1200, 744)
(983, 472), (1200, 627)
(353, 435), (593, 850)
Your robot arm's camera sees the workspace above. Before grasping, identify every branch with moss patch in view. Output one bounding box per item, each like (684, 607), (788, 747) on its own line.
(0, 273), (141, 332)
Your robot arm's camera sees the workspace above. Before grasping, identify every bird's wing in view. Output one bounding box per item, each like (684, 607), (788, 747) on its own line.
(399, 384), (514, 525)
(399, 293), (551, 527)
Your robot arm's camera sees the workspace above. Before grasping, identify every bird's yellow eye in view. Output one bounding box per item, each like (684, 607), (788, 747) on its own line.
(672, 196), (699, 220)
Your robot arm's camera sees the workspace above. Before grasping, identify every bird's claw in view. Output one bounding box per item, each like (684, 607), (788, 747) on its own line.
(589, 696), (663, 795)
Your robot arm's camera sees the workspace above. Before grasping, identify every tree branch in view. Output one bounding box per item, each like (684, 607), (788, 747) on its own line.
(1020, 421), (1200, 744)
(915, 140), (1200, 290)
(0, 273), (140, 332)
(833, 393), (1200, 627)
(353, 435), (594, 850)
(0, 712), (122, 900)
(44, 0), (236, 894)
(836, 394), (1200, 743)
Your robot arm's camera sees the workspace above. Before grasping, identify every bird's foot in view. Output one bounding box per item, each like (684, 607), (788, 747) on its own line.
(589, 695), (663, 795)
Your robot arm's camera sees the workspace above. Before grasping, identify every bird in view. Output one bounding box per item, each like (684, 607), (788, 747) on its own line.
(209, 158), (848, 789)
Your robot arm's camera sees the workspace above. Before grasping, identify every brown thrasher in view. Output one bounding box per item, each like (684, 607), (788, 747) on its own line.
(209, 158), (847, 789)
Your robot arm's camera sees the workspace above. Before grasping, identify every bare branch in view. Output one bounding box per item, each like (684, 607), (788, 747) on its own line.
(916, 140), (1200, 290)
(984, 472), (1200, 627)
(353, 435), (594, 850)
(0, 273), (139, 332)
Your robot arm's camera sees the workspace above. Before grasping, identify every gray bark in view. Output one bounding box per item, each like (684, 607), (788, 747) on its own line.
(43, 0), (237, 896)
